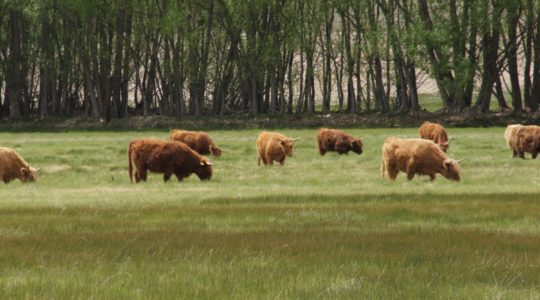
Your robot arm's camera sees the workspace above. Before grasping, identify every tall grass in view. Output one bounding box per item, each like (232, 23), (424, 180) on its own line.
(1, 127), (540, 298)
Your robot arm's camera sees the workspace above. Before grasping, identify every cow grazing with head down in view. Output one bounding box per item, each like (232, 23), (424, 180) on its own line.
(509, 125), (540, 159)
(316, 128), (363, 156)
(419, 121), (449, 152)
(256, 131), (299, 166)
(381, 137), (461, 181)
(0, 147), (38, 183)
(505, 124), (524, 158)
(128, 139), (213, 183)
(170, 129), (223, 156)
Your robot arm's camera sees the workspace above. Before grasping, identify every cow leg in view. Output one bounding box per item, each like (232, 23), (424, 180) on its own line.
(512, 150), (517, 158)
(518, 151), (525, 159)
(406, 162), (415, 180)
(140, 167), (148, 181)
(134, 171), (141, 183)
(163, 172), (172, 182)
(257, 156), (261, 166)
(385, 162), (398, 180)
(533, 152), (538, 159)
(429, 174), (436, 181)
(174, 171), (185, 181)
(279, 159), (285, 166)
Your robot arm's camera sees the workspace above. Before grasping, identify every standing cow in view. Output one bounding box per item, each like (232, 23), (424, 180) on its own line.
(509, 125), (540, 159)
(128, 139), (213, 182)
(419, 121), (449, 152)
(316, 128), (363, 156)
(256, 131), (299, 166)
(170, 129), (223, 156)
(0, 147), (39, 183)
(381, 137), (461, 181)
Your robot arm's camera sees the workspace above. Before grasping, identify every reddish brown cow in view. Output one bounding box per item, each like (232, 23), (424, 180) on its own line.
(513, 125), (540, 159)
(419, 121), (449, 152)
(0, 147), (38, 183)
(316, 128), (363, 156)
(128, 139), (213, 182)
(256, 131), (299, 166)
(381, 137), (461, 181)
(170, 129), (223, 156)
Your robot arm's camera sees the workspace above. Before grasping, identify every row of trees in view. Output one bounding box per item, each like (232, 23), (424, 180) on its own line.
(1, 0), (539, 120)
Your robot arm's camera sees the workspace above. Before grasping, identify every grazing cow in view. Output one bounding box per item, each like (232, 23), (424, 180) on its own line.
(419, 121), (449, 152)
(128, 139), (213, 183)
(0, 147), (38, 183)
(256, 131), (299, 166)
(170, 129), (223, 156)
(504, 124), (524, 158)
(381, 137), (461, 181)
(316, 128), (363, 156)
(512, 125), (540, 159)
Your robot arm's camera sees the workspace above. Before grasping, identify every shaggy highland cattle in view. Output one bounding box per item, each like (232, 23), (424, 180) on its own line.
(0, 147), (38, 183)
(316, 128), (363, 155)
(381, 137), (461, 181)
(128, 139), (213, 182)
(419, 121), (449, 152)
(170, 129), (223, 156)
(256, 131), (299, 166)
(506, 124), (540, 159)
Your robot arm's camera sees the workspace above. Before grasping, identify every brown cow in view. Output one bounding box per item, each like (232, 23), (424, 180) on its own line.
(128, 139), (213, 182)
(170, 129), (223, 157)
(0, 147), (38, 183)
(419, 121), (449, 152)
(513, 125), (540, 159)
(256, 131), (299, 166)
(381, 137), (461, 181)
(316, 128), (363, 156)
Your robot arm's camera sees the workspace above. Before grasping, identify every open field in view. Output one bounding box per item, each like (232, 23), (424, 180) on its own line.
(1, 128), (540, 298)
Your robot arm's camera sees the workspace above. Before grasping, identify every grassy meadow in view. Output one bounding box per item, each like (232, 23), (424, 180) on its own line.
(1, 127), (540, 298)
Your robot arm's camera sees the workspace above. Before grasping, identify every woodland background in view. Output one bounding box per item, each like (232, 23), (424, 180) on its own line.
(1, 0), (539, 121)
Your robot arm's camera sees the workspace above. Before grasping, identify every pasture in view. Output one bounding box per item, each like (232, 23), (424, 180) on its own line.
(1, 127), (540, 299)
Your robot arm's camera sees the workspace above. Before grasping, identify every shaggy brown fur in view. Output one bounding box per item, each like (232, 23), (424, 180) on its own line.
(256, 131), (298, 166)
(128, 139), (212, 183)
(511, 125), (540, 159)
(419, 121), (449, 152)
(170, 129), (223, 156)
(381, 137), (460, 181)
(0, 147), (38, 183)
(505, 124), (524, 158)
(316, 128), (363, 156)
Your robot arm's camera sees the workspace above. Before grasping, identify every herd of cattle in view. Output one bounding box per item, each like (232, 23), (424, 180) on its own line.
(1, 121), (539, 184)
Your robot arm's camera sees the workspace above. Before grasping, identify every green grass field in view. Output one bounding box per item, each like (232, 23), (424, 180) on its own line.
(1, 127), (540, 299)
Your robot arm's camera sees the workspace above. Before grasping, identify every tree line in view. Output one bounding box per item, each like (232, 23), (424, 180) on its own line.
(1, 0), (539, 120)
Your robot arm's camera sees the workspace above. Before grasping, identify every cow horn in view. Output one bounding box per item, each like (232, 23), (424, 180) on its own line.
(455, 158), (465, 163)
(292, 137), (301, 141)
(206, 161), (215, 166)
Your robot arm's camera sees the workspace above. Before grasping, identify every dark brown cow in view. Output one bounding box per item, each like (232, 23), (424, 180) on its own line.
(0, 147), (39, 183)
(381, 137), (461, 181)
(256, 131), (299, 166)
(170, 129), (223, 156)
(419, 121), (449, 152)
(316, 128), (363, 156)
(128, 139), (213, 182)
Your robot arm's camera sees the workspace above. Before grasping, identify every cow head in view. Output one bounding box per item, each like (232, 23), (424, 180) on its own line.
(440, 141), (449, 152)
(281, 138), (298, 157)
(195, 160), (213, 180)
(20, 165), (39, 182)
(441, 159), (460, 181)
(350, 138), (364, 155)
(210, 145), (223, 157)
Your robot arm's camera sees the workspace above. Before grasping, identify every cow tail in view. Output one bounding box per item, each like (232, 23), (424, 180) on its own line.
(128, 142), (134, 183)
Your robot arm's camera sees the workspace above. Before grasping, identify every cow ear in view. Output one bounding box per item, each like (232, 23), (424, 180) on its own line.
(200, 161), (206, 166)
(20, 168), (29, 176)
(443, 160), (452, 169)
